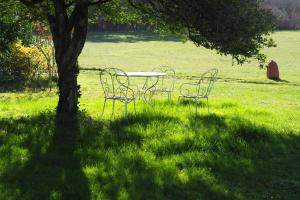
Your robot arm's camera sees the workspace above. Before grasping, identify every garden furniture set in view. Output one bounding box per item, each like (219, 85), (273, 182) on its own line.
(100, 67), (218, 117)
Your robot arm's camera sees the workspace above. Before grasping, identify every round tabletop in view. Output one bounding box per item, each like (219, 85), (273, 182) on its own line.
(116, 72), (166, 77)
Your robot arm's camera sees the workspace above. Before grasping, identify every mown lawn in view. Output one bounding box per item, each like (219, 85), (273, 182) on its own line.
(0, 31), (300, 200)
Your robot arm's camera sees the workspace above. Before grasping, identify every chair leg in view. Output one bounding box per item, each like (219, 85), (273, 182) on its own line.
(207, 98), (210, 114)
(133, 99), (136, 114)
(125, 101), (128, 118)
(168, 92), (171, 101)
(176, 96), (181, 112)
(101, 99), (107, 117)
(138, 90), (141, 100)
(177, 96), (181, 104)
(177, 96), (182, 112)
(195, 98), (199, 114)
(150, 90), (156, 101)
(112, 100), (115, 117)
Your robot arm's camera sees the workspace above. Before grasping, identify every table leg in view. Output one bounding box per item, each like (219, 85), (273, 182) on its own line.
(143, 76), (160, 102)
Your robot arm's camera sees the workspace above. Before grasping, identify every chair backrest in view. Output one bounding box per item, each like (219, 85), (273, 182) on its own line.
(152, 66), (176, 91)
(100, 68), (133, 99)
(197, 68), (218, 97)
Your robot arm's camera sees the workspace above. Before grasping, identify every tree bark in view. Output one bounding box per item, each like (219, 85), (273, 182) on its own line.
(47, 1), (89, 115)
(56, 61), (80, 114)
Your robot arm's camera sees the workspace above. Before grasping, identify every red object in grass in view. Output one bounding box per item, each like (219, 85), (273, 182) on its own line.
(267, 60), (280, 80)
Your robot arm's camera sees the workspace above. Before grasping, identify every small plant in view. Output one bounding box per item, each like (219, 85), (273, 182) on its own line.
(32, 21), (57, 82)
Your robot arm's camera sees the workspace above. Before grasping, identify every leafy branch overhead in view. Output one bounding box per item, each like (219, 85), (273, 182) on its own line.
(17, 0), (276, 114)
(20, 0), (276, 66)
(128, 0), (276, 66)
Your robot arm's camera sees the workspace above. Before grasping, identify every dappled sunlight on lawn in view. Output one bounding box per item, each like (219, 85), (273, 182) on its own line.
(1, 106), (300, 199)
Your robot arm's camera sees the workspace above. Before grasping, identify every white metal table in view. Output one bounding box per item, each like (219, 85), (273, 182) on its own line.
(116, 71), (166, 101)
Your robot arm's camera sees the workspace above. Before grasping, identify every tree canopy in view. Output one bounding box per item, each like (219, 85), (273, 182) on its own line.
(128, 0), (276, 65)
(0, 0), (32, 52)
(19, 0), (276, 65)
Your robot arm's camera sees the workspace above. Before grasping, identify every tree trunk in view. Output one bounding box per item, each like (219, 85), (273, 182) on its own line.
(56, 61), (80, 114)
(47, 2), (88, 116)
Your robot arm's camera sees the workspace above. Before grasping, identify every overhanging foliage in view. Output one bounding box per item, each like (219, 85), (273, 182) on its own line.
(128, 0), (276, 66)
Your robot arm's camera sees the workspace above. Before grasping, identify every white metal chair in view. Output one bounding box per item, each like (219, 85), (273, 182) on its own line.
(100, 68), (136, 118)
(178, 68), (218, 114)
(151, 66), (176, 100)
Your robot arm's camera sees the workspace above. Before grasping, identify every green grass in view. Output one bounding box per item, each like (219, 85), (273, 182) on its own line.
(1, 31), (300, 200)
(80, 31), (300, 83)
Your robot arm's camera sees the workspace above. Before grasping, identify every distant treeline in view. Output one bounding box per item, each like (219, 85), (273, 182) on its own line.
(88, 0), (300, 32)
(263, 0), (300, 29)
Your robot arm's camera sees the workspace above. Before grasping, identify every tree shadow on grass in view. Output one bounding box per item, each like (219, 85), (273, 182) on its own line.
(78, 113), (235, 200)
(102, 113), (300, 199)
(185, 114), (300, 199)
(178, 98), (207, 106)
(0, 112), (92, 200)
(107, 113), (181, 146)
(1, 111), (300, 200)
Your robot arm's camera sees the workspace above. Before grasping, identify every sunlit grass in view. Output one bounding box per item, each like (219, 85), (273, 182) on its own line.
(80, 31), (300, 83)
(1, 100), (299, 199)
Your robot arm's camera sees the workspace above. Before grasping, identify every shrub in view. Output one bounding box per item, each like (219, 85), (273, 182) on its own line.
(1, 40), (47, 81)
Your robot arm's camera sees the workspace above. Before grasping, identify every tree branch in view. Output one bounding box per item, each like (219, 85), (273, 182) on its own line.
(127, 0), (166, 18)
(87, 0), (112, 6)
(66, 0), (75, 8)
(53, 0), (69, 37)
(20, 0), (45, 6)
(68, 3), (80, 32)
(127, 0), (159, 15)
(127, 0), (143, 10)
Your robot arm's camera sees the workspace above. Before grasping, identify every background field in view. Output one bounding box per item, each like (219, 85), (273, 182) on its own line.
(1, 31), (300, 200)
(78, 31), (300, 124)
(80, 31), (300, 83)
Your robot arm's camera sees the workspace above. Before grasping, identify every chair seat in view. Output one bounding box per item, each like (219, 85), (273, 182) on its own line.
(106, 96), (135, 101)
(150, 88), (172, 92)
(179, 94), (207, 98)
